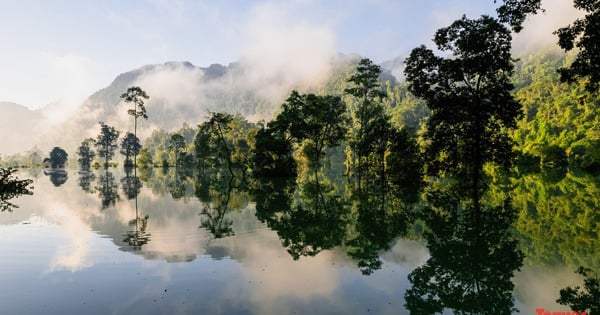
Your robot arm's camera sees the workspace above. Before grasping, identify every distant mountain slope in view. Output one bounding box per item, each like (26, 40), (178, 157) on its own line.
(0, 102), (44, 155)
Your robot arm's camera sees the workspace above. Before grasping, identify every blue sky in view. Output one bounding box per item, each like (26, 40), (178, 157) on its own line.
(0, 0), (578, 110)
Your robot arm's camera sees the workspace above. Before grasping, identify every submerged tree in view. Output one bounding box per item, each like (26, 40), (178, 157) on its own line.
(121, 132), (141, 168)
(77, 138), (96, 170)
(404, 15), (522, 208)
(120, 86), (149, 167)
(95, 122), (120, 168)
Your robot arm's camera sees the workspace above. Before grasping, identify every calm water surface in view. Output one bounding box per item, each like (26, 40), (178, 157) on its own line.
(0, 169), (593, 314)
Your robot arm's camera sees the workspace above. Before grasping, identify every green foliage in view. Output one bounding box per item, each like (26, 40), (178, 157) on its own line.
(512, 50), (600, 171)
(405, 15), (521, 201)
(0, 167), (33, 212)
(95, 122), (120, 168)
(195, 112), (254, 176)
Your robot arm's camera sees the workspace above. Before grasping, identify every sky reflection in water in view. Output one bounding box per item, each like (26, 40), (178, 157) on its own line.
(0, 169), (589, 314)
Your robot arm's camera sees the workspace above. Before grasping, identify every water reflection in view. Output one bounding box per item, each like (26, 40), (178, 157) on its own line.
(44, 169), (68, 187)
(77, 171), (96, 193)
(0, 167), (33, 212)
(95, 170), (119, 209)
(405, 187), (524, 314)
(120, 167), (142, 200)
(122, 196), (151, 250)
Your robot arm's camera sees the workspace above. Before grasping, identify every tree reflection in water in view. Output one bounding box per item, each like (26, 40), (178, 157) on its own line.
(121, 167), (142, 200)
(196, 170), (248, 239)
(346, 182), (415, 275)
(404, 187), (523, 314)
(95, 170), (120, 209)
(122, 196), (151, 250)
(77, 171), (96, 193)
(44, 169), (68, 187)
(0, 167), (33, 212)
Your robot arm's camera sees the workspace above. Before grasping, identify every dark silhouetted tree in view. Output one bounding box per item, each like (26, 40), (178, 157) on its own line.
(121, 132), (141, 168)
(77, 138), (96, 170)
(404, 15), (522, 209)
(557, 266), (600, 315)
(555, 0), (600, 92)
(494, 0), (543, 32)
(45, 147), (68, 168)
(95, 122), (120, 168)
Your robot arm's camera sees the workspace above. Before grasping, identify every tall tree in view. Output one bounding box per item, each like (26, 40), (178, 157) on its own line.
(121, 132), (141, 168)
(95, 122), (120, 169)
(404, 15), (522, 210)
(555, 0), (600, 92)
(120, 86), (149, 167)
(169, 133), (186, 169)
(45, 147), (68, 168)
(77, 138), (96, 170)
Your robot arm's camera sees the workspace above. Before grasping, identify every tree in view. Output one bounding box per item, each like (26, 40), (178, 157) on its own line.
(0, 167), (33, 212)
(276, 91), (349, 169)
(169, 133), (186, 168)
(120, 86), (149, 167)
(557, 266), (600, 315)
(494, 0), (542, 32)
(45, 147), (68, 168)
(195, 112), (235, 176)
(95, 122), (120, 168)
(555, 0), (600, 92)
(344, 58), (388, 186)
(121, 132), (141, 168)
(404, 15), (522, 209)
(77, 138), (96, 170)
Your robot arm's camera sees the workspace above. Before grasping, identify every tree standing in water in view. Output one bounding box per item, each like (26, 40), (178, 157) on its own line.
(120, 86), (149, 168)
(95, 122), (120, 169)
(404, 15), (522, 211)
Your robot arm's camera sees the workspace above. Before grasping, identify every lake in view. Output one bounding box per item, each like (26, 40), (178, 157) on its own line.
(0, 168), (596, 314)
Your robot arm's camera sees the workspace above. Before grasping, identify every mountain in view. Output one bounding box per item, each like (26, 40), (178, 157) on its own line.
(0, 102), (45, 155)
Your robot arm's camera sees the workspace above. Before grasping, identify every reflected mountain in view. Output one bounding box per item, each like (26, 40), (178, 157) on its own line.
(44, 168), (68, 187)
(404, 188), (524, 314)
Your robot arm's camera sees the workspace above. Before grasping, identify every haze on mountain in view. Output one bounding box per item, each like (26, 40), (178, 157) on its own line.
(0, 0), (583, 157)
